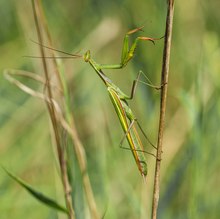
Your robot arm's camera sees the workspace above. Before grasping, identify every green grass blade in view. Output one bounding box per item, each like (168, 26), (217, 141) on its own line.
(2, 167), (68, 214)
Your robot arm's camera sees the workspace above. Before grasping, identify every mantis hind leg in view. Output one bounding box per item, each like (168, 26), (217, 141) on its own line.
(136, 120), (157, 149)
(119, 144), (156, 158)
(119, 119), (157, 157)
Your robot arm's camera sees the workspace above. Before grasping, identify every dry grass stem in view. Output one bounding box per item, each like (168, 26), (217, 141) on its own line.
(151, 1), (175, 219)
(31, 0), (75, 218)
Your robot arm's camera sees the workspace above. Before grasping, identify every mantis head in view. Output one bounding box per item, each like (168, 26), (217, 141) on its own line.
(84, 50), (91, 62)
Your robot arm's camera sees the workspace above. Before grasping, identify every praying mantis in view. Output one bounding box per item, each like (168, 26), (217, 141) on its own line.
(80, 26), (160, 178)
(30, 26), (160, 178)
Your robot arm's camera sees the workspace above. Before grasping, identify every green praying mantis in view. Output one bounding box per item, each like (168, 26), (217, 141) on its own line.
(31, 26), (161, 178)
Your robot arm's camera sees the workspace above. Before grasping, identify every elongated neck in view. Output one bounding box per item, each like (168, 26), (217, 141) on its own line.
(88, 58), (112, 85)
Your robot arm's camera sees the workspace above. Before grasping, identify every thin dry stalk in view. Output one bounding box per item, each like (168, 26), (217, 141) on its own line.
(32, 1), (99, 218)
(31, 0), (75, 218)
(151, 1), (175, 219)
(36, 1), (64, 91)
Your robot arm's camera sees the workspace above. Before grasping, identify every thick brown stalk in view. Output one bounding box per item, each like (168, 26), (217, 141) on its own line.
(151, 1), (175, 219)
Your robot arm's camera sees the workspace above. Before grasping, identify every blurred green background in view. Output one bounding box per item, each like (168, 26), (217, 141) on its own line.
(0, 0), (220, 219)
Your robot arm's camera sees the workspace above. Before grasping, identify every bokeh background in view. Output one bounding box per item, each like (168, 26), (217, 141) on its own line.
(0, 0), (220, 219)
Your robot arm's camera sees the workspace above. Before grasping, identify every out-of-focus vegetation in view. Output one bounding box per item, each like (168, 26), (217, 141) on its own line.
(0, 0), (220, 218)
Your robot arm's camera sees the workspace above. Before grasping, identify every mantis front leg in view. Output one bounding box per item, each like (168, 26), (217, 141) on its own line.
(99, 26), (159, 70)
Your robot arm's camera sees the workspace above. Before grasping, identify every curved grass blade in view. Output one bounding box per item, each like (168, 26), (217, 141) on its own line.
(2, 167), (68, 214)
